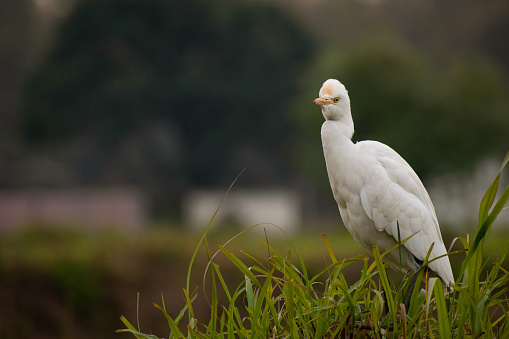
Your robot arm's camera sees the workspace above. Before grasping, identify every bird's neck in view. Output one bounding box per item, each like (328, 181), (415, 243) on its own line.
(321, 119), (355, 178)
(321, 119), (356, 195)
(321, 115), (355, 142)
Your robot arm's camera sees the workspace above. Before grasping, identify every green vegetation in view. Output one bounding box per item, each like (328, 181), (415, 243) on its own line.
(0, 222), (363, 338)
(0, 226), (207, 339)
(118, 153), (509, 338)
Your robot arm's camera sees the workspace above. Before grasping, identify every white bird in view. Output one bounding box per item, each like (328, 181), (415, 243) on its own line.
(314, 79), (454, 285)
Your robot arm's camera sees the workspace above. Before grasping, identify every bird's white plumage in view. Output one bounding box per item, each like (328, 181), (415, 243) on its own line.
(315, 79), (454, 284)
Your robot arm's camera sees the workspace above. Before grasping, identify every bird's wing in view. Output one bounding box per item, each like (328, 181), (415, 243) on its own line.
(357, 141), (452, 280)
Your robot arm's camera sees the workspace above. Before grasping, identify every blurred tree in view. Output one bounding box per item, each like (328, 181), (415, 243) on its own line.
(482, 18), (509, 77)
(292, 34), (509, 192)
(0, 0), (35, 151)
(21, 0), (313, 217)
(287, 0), (509, 79)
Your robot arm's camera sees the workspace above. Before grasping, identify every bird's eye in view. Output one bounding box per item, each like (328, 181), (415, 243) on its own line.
(333, 97), (340, 103)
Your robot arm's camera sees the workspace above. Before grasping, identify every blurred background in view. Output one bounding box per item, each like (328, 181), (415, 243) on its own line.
(1, 0), (508, 337)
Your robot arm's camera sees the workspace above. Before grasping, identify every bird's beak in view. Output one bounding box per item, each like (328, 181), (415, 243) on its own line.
(313, 97), (331, 106)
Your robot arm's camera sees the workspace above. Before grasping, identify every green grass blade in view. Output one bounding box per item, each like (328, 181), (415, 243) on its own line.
(373, 246), (395, 326)
(462, 184), (509, 274)
(153, 303), (186, 338)
(407, 265), (427, 317)
(116, 328), (161, 339)
(321, 233), (337, 263)
(433, 279), (451, 339)
(212, 263), (232, 301)
(186, 170), (245, 294)
(285, 273), (300, 338)
(397, 221), (402, 270)
(254, 268), (274, 317)
(207, 249), (219, 333)
(118, 316), (143, 337)
(309, 254), (365, 284)
(478, 174), (499, 226)
(183, 288), (196, 322)
(501, 150), (509, 170)
(218, 245), (261, 288)
(244, 274), (255, 313)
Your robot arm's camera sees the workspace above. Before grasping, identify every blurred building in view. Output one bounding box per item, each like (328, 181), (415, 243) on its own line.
(0, 188), (148, 231)
(428, 159), (509, 229)
(182, 189), (302, 233)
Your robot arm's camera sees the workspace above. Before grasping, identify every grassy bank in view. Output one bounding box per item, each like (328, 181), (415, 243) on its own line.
(0, 224), (507, 338)
(0, 224), (372, 339)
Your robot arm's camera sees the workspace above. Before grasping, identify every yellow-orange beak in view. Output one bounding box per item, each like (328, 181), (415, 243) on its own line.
(313, 97), (332, 106)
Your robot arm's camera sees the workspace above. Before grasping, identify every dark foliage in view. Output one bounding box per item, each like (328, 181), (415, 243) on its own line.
(22, 0), (313, 216)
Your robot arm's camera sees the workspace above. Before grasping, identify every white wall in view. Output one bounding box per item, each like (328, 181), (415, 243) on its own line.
(182, 189), (301, 233)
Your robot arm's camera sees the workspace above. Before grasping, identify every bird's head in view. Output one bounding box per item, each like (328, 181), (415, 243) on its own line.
(314, 79), (351, 121)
